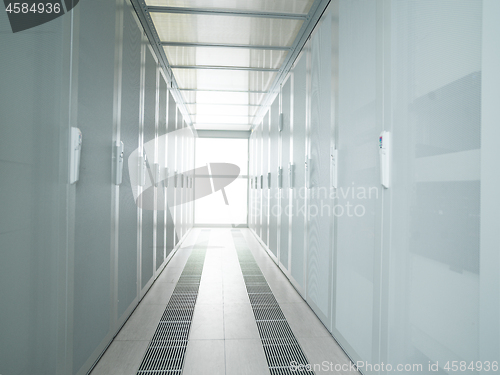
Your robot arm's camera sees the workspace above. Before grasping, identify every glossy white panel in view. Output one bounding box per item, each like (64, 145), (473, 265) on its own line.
(479, 0), (500, 364)
(189, 104), (257, 117)
(172, 68), (277, 92)
(290, 51), (307, 290)
(334, 0), (377, 363)
(387, 0), (483, 370)
(192, 115), (252, 125)
(151, 13), (303, 47)
(194, 124), (252, 131)
(306, 6), (333, 325)
(164, 46), (288, 69)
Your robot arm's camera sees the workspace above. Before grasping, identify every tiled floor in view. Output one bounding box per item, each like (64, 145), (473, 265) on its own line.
(90, 228), (355, 375)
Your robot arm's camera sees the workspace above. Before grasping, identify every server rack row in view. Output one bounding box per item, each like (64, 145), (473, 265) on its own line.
(249, 1), (499, 374)
(0, 1), (195, 374)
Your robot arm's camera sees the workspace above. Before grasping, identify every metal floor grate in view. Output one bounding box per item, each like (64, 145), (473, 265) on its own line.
(232, 230), (315, 375)
(246, 284), (272, 293)
(150, 322), (191, 341)
(252, 306), (287, 321)
(136, 231), (209, 375)
(263, 339), (311, 368)
(160, 308), (194, 322)
(243, 275), (268, 284)
(248, 293), (279, 306)
(256, 321), (297, 340)
(137, 341), (187, 374)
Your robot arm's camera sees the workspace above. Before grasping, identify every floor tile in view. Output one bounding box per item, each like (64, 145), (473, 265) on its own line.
(189, 303), (224, 340)
(155, 266), (184, 284)
(269, 282), (305, 304)
(280, 302), (332, 338)
(140, 282), (176, 305)
(196, 280), (223, 305)
(224, 303), (260, 340)
(223, 284), (250, 304)
(90, 340), (148, 375)
(115, 303), (164, 341)
(296, 336), (358, 375)
(182, 339), (225, 375)
(225, 339), (269, 375)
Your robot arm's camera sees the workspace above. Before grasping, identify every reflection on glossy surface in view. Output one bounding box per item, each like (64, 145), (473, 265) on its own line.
(389, 0), (482, 368)
(151, 13), (302, 46)
(172, 68), (276, 92)
(146, 0), (314, 14)
(188, 103), (257, 117)
(165, 46), (288, 69)
(192, 114), (252, 124)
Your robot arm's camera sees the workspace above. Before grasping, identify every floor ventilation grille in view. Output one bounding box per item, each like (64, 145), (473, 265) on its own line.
(136, 230), (209, 375)
(232, 231), (315, 375)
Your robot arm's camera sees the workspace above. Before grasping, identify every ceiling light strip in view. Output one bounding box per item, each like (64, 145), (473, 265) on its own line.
(161, 42), (291, 51)
(191, 117), (256, 120)
(147, 6), (308, 20)
(184, 103), (261, 107)
(130, 0), (194, 126)
(171, 65), (279, 72)
(193, 122), (252, 127)
(252, 0), (331, 129)
(197, 130), (251, 139)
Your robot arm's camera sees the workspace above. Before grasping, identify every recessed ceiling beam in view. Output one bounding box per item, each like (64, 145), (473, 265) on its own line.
(171, 65), (279, 72)
(193, 122), (252, 127)
(184, 102), (261, 106)
(148, 6), (308, 20)
(161, 41), (291, 51)
(197, 130), (251, 139)
(179, 88), (267, 94)
(190, 114), (256, 118)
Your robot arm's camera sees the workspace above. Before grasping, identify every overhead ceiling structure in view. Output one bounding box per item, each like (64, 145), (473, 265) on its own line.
(133, 0), (331, 132)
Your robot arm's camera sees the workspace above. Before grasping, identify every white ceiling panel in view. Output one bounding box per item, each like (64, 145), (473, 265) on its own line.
(172, 68), (277, 92)
(192, 114), (252, 124)
(192, 104), (253, 116)
(146, 0), (321, 131)
(194, 123), (252, 131)
(151, 13), (303, 47)
(164, 46), (288, 69)
(187, 104), (259, 118)
(147, 0), (315, 14)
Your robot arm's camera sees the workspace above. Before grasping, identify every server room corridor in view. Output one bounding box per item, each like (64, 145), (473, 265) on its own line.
(1, 0), (500, 375)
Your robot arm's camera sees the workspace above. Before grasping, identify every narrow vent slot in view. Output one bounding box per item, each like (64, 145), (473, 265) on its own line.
(232, 230), (315, 375)
(136, 231), (208, 375)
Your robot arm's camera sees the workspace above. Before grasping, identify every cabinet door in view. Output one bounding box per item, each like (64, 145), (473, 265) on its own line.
(261, 113), (270, 246)
(290, 52), (307, 292)
(269, 97), (280, 257)
(156, 73), (167, 272)
(279, 76), (292, 271)
(386, 0), (482, 368)
(141, 46), (157, 290)
(306, 9), (334, 328)
(166, 91), (176, 258)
